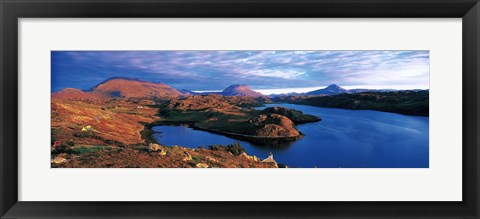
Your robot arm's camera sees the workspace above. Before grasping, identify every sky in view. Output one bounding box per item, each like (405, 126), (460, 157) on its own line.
(51, 51), (429, 94)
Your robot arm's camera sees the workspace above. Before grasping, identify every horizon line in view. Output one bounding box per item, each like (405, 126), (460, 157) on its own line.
(194, 85), (429, 95)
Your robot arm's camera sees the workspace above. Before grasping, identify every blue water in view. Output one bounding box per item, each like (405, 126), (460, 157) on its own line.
(152, 104), (429, 168)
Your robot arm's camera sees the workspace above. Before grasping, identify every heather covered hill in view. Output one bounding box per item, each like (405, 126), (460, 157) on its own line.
(90, 77), (182, 98)
(51, 96), (279, 168)
(51, 98), (159, 146)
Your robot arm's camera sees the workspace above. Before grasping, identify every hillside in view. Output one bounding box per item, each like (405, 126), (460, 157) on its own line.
(52, 88), (100, 100)
(52, 143), (277, 168)
(90, 77), (182, 98)
(275, 90), (429, 116)
(51, 96), (279, 168)
(165, 94), (269, 110)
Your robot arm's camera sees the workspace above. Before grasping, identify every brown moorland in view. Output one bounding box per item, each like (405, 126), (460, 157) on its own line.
(52, 145), (277, 168)
(51, 79), (319, 168)
(51, 96), (280, 168)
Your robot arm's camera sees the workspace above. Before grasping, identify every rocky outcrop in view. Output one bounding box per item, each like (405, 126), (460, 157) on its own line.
(248, 114), (300, 138)
(183, 151), (193, 161)
(239, 152), (259, 162)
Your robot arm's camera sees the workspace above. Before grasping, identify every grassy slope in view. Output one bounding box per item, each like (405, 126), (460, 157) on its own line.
(51, 96), (282, 168)
(52, 144), (277, 168)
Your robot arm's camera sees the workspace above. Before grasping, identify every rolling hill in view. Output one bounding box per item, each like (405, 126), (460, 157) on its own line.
(90, 77), (182, 98)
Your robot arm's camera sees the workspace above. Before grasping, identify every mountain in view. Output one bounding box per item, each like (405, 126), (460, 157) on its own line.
(306, 84), (347, 95)
(90, 77), (181, 98)
(221, 84), (264, 97)
(52, 88), (99, 100)
(178, 89), (200, 95)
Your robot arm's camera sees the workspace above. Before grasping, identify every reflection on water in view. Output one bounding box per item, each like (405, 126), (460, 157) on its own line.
(152, 103), (429, 168)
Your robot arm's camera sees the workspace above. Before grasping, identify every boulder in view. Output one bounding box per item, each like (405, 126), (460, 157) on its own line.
(239, 152), (260, 162)
(52, 156), (67, 164)
(205, 156), (219, 163)
(196, 163), (209, 168)
(149, 143), (161, 152)
(159, 148), (167, 156)
(183, 152), (192, 161)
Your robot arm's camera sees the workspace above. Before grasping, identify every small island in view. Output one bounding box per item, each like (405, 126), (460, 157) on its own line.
(156, 95), (321, 144)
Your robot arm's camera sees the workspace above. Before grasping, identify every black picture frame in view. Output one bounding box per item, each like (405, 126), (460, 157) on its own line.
(1, 0), (479, 218)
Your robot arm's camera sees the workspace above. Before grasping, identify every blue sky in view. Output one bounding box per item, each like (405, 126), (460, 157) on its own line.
(51, 51), (429, 94)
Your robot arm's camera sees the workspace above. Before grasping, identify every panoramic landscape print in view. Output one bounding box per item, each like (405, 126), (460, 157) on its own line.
(51, 51), (429, 168)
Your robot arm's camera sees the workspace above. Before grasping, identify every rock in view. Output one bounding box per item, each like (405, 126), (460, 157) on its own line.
(239, 152), (259, 162)
(52, 156), (67, 164)
(239, 152), (249, 158)
(149, 143), (161, 152)
(261, 153), (277, 164)
(183, 151), (192, 161)
(196, 163), (209, 168)
(159, 148), (167, 156)
(205, 156), (218, 163)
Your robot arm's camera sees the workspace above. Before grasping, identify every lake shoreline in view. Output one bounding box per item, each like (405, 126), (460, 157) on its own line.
(147, 120), (305, 146)
(150, 103), (429, 168)
(267, 102), (429, 117)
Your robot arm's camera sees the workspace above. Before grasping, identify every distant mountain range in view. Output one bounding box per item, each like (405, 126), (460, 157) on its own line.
(53, 78), (265, 99)
(268, 84), (408, 98)
(306, 84), (348, 95)
(306, 84), (400, 95)
(180, 84), (263, 97)
(52, 77), (425, 100)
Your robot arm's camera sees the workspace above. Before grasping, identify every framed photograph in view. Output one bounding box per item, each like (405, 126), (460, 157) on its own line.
(1, 0), (479, 218)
